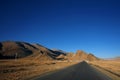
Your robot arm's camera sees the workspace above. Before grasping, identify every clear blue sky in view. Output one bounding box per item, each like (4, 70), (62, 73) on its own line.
(0, 0), (120, 58)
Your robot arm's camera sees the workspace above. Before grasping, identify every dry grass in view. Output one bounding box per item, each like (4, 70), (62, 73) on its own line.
(0, 59), (77, 80)
(90, 60), (120, 80)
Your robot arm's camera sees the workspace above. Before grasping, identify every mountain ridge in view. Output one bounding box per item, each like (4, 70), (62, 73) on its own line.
(0, 41), (99, 61)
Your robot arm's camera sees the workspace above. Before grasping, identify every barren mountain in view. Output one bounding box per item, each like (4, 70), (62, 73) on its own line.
(0, 41), (33, 59)
(87, 53), (99, 61)
(67, 50), (99, 61)
(0, 41), (56, 60)
(0, 41), (99, 61)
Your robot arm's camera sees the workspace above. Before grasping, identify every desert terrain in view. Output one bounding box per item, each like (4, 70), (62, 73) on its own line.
(0, 41), (120, 80)
(90, 60), (120, 80)
(0, 59), (78, 80)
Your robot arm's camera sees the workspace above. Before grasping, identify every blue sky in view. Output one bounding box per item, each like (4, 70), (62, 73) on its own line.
(0, 0), (120, 58)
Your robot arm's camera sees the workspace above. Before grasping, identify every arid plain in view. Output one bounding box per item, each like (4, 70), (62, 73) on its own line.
(0, 41), (120, 80)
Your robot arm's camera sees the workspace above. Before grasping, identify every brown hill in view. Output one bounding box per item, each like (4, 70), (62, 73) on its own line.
(75, 50), (88, 60)
(87, 53), (99, 61)
(31, 44), (57, 60)
(0, 41), (99, 61)
(67, 50), (99, 61)
(0, 41), (66, 60)
(56, 54), (67, 60)
(0, 41), (33, 59)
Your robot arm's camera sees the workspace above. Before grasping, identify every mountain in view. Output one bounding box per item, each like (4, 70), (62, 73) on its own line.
(49, 49), (67, 60)
(0, 41), (33, 59)
(0, 41), (99, 61)
(67, 50), (99, 61)
(0, 41), (57, 60)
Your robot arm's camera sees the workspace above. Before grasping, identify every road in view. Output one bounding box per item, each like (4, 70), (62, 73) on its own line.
(34, 61), (112, 80)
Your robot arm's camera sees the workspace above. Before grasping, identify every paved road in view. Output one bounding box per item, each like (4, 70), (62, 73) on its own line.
(34, 61), (112, 80)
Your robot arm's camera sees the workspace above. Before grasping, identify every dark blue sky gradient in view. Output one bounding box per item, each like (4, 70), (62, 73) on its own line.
(0, 0), (120, 58)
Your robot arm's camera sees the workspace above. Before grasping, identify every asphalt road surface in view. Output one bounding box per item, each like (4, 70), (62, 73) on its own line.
(34, 61), (112, 80)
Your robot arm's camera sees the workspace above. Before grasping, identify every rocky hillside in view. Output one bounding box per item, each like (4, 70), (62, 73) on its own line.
(0, 41), (33, 59)
(0, 41), (99, 61)
(67, 50), (99, 61)
(0, 41), (57, 60)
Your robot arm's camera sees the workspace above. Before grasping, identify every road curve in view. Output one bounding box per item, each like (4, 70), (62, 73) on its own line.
(34, 61), (112, 80)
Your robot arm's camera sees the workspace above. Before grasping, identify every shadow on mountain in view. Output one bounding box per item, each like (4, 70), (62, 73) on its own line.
(0, 42), (3, 50)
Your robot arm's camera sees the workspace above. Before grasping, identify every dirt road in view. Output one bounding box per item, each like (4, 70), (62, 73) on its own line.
(34, 61), (112, 80)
